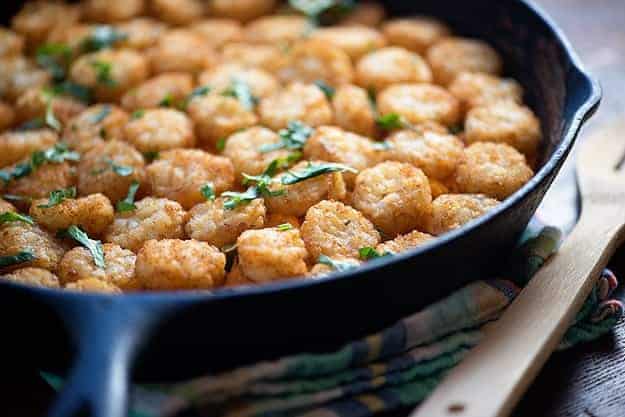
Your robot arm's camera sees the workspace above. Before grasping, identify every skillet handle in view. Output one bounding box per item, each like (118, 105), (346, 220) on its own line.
(45, 297), (163, 417)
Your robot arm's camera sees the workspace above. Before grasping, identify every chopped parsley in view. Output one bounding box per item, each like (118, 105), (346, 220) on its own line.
(64, 225), (105, 268)
(158, 93), (175, 108)
(89, 105), (111, 124)
(216, 137), (227, 152)
(376, 113), (423, 134)
(90, 60), (116, 87)
(35, 43), (72, 82)
(289, 0), (356, 26)
(221, 79), (258, 111)
(259, 120), (313, 153)
(2, 194), (32, 204)
(91, 158), (134, 177)
(38, 187), (77, 209)
(44, 98), (61, 132)
(0, 143), (79, 184)
(222, 186), (264, 210)
(359, 246), (393, 260)
(131, 109), (145, 120)
(279, 161), (356, 185)
(183, 86), (211, 109)
(449, 124), (464, 135)
(48, 81), (93, 104)
(200, 183), (215, 201)
(80, 26), (128, 53)
(0, 211), (34, 226)
(116, 181), (140, 213)
(276, 223), (293, 231)
(143, 151), (159, 162)
(0, 251), (35, 268)
(314, 80), (335, 99)
(317, 254), (358, 272)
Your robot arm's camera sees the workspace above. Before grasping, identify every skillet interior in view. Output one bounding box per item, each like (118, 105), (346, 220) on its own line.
(0, 0), (600, 381)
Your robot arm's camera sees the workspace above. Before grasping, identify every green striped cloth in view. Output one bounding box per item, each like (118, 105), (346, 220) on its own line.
(44, 220), (624, 417)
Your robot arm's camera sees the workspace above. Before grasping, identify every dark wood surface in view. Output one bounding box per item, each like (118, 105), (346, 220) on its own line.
(2, 1), (625, 416)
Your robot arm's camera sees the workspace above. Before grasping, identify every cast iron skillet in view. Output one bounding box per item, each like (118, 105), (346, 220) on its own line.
(0, 1), (600, 416)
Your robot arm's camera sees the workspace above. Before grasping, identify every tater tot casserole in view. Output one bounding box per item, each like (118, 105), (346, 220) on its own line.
(0, 0), (542, 293)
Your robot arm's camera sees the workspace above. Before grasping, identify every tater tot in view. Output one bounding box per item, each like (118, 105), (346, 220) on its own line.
(147, 29), (217, 75)
(222, 126), (291, 181)
(340, 1), (385, 27)
(121, 72), (194, 112)
(0, 129), (57, 168)
(429, 178), (449, 199)
(30, 193), (114, 236)
(65, 278), (122, 293)
(244, 15), (308, 44)
(376, 230), (434, 254)
(221, 42), (283, 72)
(209, 0), (276, 22)
(0, 223), (66, 272)
(187, 94), (258, 149)
(426, 37), (503, 86)
(259, 82), (333, 131)
(104, 197), (186, 251)
(301, 200), (380, 260)
(185, 197), (265, 248)
(464, 101), (542, 158)
(150, 0), (205, 26)
(63, 104), (129, 153)
(237, 228), (308, 283)
(427, 193), (499, 235)
(275, 40), (354, 86)
(116, 18), (168, 51)
(377, 83), (461, 127)
(356, 47), (432, 92)
(124, 108), (196, 153)
(190, 19), (243, 49)
(70, 49), (150, 102)
(0, 101), (15, 131)
(11, 1), (81, 47)
(448, 72), (523, 112)
(303, 126), (381, 187)
(135, 239), (225, 290)
(381, 17), (451, 54)
(58, 243), (136, 289)
(77, 140), (146, 203)
(146, 149), (235, 209)
(264, 213), (300, 229)
(5, 162), (75, 200)
(83, 0), (145, 23)
(1, 267), (60, 288)
(309, 26), (386, 61)
(0, 57), (51, 103)
(14, 87), (86, 125)
(332, 84), (377, 137)
(352, 161), (432, 236)
(384, 129), (464, 181)
(198, 63), (278, 99)
(454, 142), (533, 200)
(0, 198), (16, 214)
(265, 160), (347, 217)
(0, 28), (24, 57)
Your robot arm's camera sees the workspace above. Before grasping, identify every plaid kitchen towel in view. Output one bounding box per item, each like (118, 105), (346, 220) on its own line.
(44, 221), (625, 417)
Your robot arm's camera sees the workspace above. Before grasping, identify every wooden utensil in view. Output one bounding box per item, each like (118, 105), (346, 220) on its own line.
(413, 121), (625, 417)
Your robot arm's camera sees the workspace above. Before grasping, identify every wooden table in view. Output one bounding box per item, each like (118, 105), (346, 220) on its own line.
(1, 0), (625, 415)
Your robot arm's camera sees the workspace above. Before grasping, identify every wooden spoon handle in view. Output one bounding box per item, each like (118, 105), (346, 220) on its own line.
(412, 207), (625, 417)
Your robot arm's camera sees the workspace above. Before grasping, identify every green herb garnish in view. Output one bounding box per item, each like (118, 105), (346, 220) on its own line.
(0, 143), (79, 184)
(376, 113), (423, 134)
(289, 0), (356, 26)
(222, 187), (263, 210)
(449, 124), (464, 135)
(35, 43), (72, 82)
(221, 79), (258, 111)
(358, 246), (393, 260)
(279, 161), (356, 185)
(116, 181), (140, 213)
(38, 187), (76, 209)
(158, 93), (175, 108)
(2, 194), (32, 204)
(0, 211), (34, 225)
(130, 109), (145, 120)
(314, 80), (335, 99)
(48, 81), (93, 104)
(317, 254), (358, 272)
(276, 223), (293, 231)
(143, 151), (159, 162)
(0, 251), (35, 268)
(90, 60), (116, 86)
(182, 85), (212, 110)
(91, 158), (133, 176)
(44, 98), (61, 132)
(65, 225), (105, 268)
(81, 26), (128, 53)
(200, 183), (215, 201)
(259, 121), (313, 153)
(89, 105), (111, 124)
(216, 137), (226, 152)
